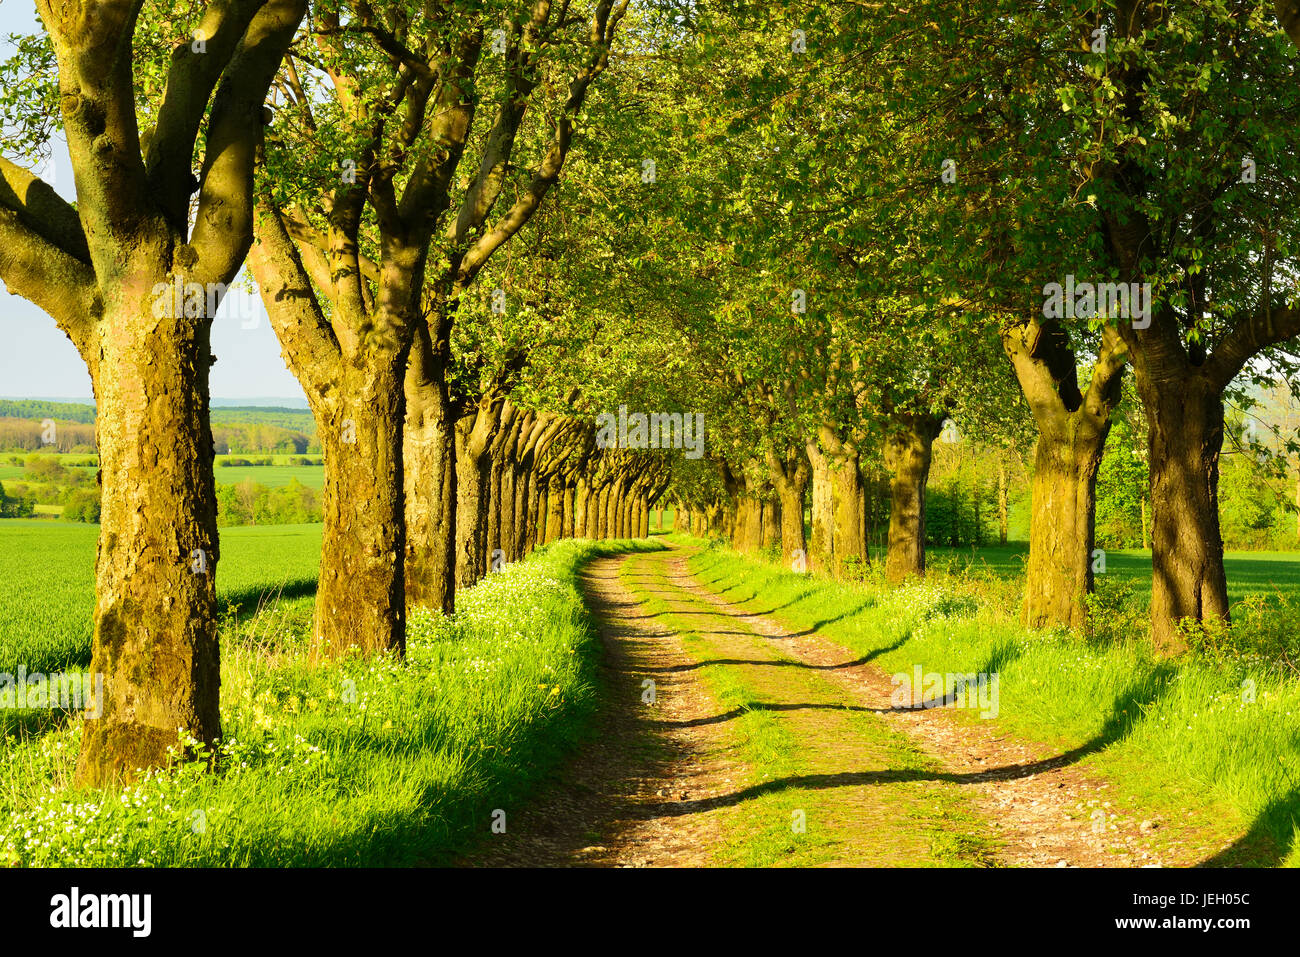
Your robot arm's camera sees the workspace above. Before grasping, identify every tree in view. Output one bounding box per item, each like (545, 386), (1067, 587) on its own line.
(0, 0), (306, 784)
(250, 1), (629, 645)
(1068, 1), (1300, 650)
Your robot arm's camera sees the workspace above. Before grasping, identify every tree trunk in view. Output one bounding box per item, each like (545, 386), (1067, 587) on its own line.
(499, 453), (518, 563)
(606, 482), (623, 538)
(997, 463), (1009, 545)
(78, 292), (222, 785)
(761, 497), (781, 552)
(1294, 463), (1299, 541)
(1144, 383), (1230, 653)
(766, 449), (810, 568)
(314, 361), (408, 659)
(884, 414), (943, 584)
(1022, 427), (1106, 631)
(525, 473), (542, 553)
(574, 478), (591, 538)
(1004, 319), (1126, 630)
(832, 453), (866, 575)
(455, 404), (500, 589)
(738, 494), (763, 553)
(806, 442), (834, 573)
(404, 330), (456, 614)
(545, 475), (565, 543)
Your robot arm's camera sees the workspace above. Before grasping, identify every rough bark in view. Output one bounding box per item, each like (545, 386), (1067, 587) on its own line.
(315, 363), (408, 658)
(454, 400), (503, 589)
(1142, 380), (1231, 652)
(807, 427), (864, 576)
(832, 452), (866, 575)
(404, 325), (456, 614)
(766, 448), (810, 568)
(1004, 319), (1126, 631)
(884, 413), (944, 584)
(79, 283), (223, 785)
(806, 442), (834, 573)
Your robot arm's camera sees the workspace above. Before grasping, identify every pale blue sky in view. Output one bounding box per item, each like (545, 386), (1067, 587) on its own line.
(0, 0), (307, 404)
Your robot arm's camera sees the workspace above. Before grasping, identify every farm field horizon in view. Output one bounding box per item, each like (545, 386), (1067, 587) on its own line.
(8, 517), (1300, 679)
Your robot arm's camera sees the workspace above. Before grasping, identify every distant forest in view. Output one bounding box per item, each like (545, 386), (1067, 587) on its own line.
(0, 401), (319, 454)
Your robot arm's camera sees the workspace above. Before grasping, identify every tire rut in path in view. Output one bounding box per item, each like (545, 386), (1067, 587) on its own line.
(672, 548), (1199, 867)
(464, 553), (743, 867)
(469, 544), (1195, 867)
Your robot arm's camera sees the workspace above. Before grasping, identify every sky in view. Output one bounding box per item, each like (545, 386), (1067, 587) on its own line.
(0, 1), (308, 405)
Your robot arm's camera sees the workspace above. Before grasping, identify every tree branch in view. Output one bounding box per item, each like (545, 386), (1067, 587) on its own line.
(248, 193), (341, 408)
(0, 206), (97, 359)
(145, 0), (268, 228)
(0, 156), (90, 265)
(191, 0), (309, 291)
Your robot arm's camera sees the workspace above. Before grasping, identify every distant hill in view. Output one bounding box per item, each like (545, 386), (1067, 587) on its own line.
(0, 400), (96, 423)
(0, 400), (318, 453)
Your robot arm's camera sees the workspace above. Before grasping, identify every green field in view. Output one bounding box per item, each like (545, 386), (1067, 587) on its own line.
(213, 464), (325, 489)
(0, 464), (96, 484)
(2, 455), (324, 490)
(923, 543), (1300, 605)
(0, 520), (322, 674)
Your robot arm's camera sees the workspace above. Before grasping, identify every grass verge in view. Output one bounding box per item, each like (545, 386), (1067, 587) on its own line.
(0, 538), (654, 866)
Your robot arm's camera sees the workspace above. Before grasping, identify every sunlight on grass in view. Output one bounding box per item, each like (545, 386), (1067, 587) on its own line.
(0, 537), (655, 866)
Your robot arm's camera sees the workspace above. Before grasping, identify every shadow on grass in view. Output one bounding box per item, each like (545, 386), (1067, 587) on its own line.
(217, 577), (318, 620)
(0, 708), (76, 741)
(1200, 786), (1300, 867)
(637, 665), (1176, 818)
(641, 631), (913, 675)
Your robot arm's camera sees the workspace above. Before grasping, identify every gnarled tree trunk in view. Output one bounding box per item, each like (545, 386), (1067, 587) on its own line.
(1143, 378), (1230, 652)
(766, 448), (810, 568)
(1004, 319), (1126, 631)
(80, 278), (222, 784)
(404, 324), (456, 614)
(314, 360), (408, 659)
(884, 412), (944, 584)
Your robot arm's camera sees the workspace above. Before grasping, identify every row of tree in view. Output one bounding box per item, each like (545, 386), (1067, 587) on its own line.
(5, 1), (1300, 789)
(0, 0), (678, 785)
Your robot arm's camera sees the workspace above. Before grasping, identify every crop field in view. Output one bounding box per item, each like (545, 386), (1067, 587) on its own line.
(0, 521), (323, 675)
(213, 464), (325, 489)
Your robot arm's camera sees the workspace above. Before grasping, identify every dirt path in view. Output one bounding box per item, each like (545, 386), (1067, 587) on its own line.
(471, 543), (1198, 867)
(669, 553), (1189, 867)
(466, 553), (744, 866)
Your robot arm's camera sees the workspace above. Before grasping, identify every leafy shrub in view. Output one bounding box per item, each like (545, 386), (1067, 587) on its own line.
(60, 490), (101, 524)
(1083, 576), (1148, 646)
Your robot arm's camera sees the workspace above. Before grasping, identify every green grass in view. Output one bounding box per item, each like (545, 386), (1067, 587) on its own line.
(0, 520), (323, 675)
(0, 536), (654, 866)
(922, 542), (1300, 605)
(214, 464), (325, 489)
(683, 537), (1300, 866)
